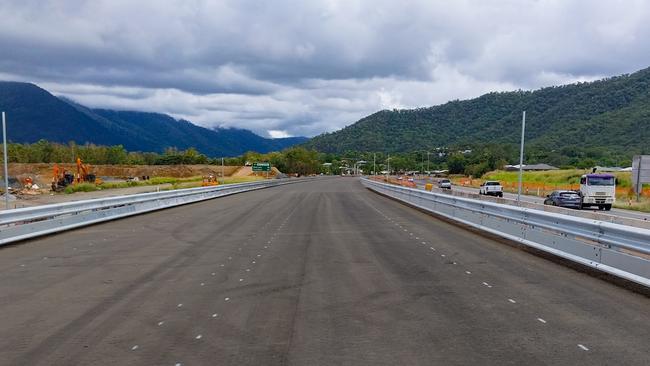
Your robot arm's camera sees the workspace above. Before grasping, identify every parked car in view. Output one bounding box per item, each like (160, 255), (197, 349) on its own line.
(438, 178), (452, 189)
(543, 190), (583, 209)
(479, 181), (503, 197)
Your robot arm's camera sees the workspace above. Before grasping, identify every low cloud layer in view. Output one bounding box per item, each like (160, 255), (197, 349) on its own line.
(1, 0), (649, 137)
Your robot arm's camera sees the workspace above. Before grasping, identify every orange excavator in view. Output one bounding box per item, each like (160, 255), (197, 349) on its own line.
(51, 164), (74, 191)
(201, 175), (219, 186)
(75, 158), (96, 184)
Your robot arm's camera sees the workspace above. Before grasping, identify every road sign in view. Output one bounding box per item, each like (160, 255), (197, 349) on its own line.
(632, 155), (650, 197)
(252, 162), (271, 172)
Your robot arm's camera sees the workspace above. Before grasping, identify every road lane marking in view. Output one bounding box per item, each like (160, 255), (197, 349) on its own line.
(578, 344), (589, 351)
(212, 313), (218, 318)
(224, 297), (230, 301)
(465, 271), (471, 274)
(200, 282), (205, 286)
(158, 321), (164, 326)
(211, 272), (216, 276)
(195, 334), (202, 340)
(131, 345), (139, 350)
(177, 303), (183, 308)
(508, 299), (516, 304)
(537, 318), (547, 324)
(239, 278), (244, 282)
(482, 282), (492, 288)
(440, 254), (445, 257)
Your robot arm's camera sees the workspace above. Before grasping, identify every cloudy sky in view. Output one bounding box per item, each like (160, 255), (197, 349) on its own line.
(1, 0), (649, 138)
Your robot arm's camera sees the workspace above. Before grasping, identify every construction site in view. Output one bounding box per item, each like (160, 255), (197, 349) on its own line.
(1, 162), (284, 209)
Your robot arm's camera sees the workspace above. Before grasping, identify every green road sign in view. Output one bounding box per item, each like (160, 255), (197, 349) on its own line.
(252, 162), (271, 172)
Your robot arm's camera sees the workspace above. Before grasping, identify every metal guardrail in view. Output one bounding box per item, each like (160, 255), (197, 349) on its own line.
(362, 178), (650, 287)
(0, 179), (305, 245)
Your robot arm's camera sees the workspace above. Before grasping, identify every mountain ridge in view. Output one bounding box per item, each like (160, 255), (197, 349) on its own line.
(304, 67), (650, 158)
(0, 81), (308, 156)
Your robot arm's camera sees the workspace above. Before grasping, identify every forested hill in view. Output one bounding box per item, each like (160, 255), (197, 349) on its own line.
(305, 67), (650, 156)
(0, 81), (307, 156)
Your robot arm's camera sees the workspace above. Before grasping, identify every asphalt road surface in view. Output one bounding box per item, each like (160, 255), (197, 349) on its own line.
(0, 178), (648, 365)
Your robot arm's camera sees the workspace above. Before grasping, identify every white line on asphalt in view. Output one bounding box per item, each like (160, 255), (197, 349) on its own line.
(430, 247), (436, 251)
(211, 272), (216, 276)
(212, 313), (218, 318)
(131, 345), (139, 350)
(220, 264), (224, 267)
(252, 261), (256, 264)
(257, 254), (261, 257)
(228, 257), (232, 260)
(440, 254), (445, 257)
(422, 241), (426, 245)
(537, 318), (547, 324)
(239, 278), (244, 282)
(508, 299), (516, 304)
(200, 282), (205, 286)
(224, 297), (230, 301)
(158, 321), (164, 326)
(175, 362), (182, 366)
(177, 303), (183, 308)
(415, 237), (419, 240)
(482, 282), (492, 288)
(465, 271), (471, 274)
(195, 334), (202, 340)
(578, 344), (589, 351)
(246, 268), (250, 271)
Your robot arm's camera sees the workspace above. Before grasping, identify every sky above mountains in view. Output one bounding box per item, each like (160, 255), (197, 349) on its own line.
(1, 0), (649, 138)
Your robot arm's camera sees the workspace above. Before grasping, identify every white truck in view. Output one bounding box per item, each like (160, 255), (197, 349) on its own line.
(479, 181), (503, 197)
(578, 173), (615, 211)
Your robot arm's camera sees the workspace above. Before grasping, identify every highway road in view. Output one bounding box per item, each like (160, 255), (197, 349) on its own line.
(0, 178), (648, 365)
(413, 178), (650, 222)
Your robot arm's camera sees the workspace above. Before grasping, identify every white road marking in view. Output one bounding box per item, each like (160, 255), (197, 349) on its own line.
(200, 282), (205, 286)
(403, 229), (408, 232)
(430, 247), (436, 251)
(578, 344), (589, 351)
(177, 303), (183, 308)
(20, 264), (25, 267)
(239, 278), (244, 282)
(252, 261), (256, 264)
(246, 269), (250, 272)
(195, 334), (202, 340)
(257, 254), (261, 257)
(415, 237), (419, 240)
(465, 271), (471, 274)
(537, 318), (547, 324)
(482, 282), (492, 288)
(131, 345), (139, 351)
(409, 233), (413, 236)
(268, 241), (272, 244)
(212, 313), (218, 318)
(211, 272), (216, 276)
(508, 299), (517, 304)
(422, 241), (426, 245)
(440, 254), (445, 257)
(220, 264), (225, 267)
(225, 297), (230, 301)
(228, 257), (232, 260)
(264, 246), (268, 249)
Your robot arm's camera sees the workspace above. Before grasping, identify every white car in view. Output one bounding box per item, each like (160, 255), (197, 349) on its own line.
(479, 181), (503, 197)
(438, 178), (452, 189)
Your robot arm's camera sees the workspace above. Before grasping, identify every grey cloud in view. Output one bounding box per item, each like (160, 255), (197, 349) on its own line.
(1, 0), (650, 137)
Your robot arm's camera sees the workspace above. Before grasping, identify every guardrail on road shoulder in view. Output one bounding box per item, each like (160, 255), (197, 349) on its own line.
(362, 178), (650, 288)
(0, 179), (304, 246)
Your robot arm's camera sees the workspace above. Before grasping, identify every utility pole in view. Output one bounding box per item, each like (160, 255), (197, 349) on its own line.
(387, 154), (391, 176)
(2, 112), (10, 209)
(221, 157), (225, 184)
(427, 151), (430, 176)
(517, 111), (526, 203)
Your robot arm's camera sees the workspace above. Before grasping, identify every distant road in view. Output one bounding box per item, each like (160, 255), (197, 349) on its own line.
(412, 178), (650, 222)
(0, 178), (648, 365)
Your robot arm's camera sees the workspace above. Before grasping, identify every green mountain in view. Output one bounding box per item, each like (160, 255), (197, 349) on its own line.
(0, 81), (307, 156)
(306, 67), (650, 157)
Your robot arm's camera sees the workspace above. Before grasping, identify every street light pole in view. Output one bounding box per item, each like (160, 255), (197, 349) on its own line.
(373, 153), (376, 176)
(517, 111), (526, 203)
(2, 112), (9, 210)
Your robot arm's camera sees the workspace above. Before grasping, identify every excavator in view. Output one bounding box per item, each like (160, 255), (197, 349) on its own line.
(75, 158), (97, 184)
(51, 164), (74, 192)
(51, 159), (99, 192)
